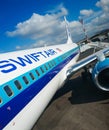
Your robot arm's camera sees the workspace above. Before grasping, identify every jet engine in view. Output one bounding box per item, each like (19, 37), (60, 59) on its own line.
(92, 58), (109, 91)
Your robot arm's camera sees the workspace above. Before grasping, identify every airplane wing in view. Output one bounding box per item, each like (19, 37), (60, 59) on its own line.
(88, 42), (109, 49)
(67, 47), (109, 91)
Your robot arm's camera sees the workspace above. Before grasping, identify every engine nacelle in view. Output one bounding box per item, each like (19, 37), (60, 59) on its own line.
(92, 58), (109, 91)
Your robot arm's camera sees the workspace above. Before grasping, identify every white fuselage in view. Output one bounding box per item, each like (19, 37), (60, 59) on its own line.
(0, 43), (80, 130)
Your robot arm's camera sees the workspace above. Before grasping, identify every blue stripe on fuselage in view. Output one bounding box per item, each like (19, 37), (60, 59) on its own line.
(0, 48), (79, 129)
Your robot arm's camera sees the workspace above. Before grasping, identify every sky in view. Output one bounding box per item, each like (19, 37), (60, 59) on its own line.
(0, 0), (109, 52)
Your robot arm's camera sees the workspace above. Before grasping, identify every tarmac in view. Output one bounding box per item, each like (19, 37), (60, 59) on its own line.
(32, 48), (109, 130)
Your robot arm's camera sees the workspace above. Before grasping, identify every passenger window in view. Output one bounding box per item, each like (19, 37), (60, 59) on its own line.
(44, 64), (48, 70)
(0, 98), (2, 104)
(48, 62), (51, 68)
(53, 60), (55, 66)
(61, 56), (63, 60)
(23, 76), (29, 85)
(35, 69), (40, 76)
(4, 85), (13, 97)
(40, 67), (44, 73)
(58, 57), (61, 62)
(14, 80), (22, 90)
(53, 60), (56, 65)
(29, 72), (35, 80)
(50, 61), (54, 67)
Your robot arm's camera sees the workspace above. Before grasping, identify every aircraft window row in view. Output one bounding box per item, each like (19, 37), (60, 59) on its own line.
(1, 58), (64, 105)
(35, 60), (56, 76)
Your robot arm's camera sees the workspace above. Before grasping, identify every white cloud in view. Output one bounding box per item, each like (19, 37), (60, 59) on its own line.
(6, 5), (70, 47)
(80, 9), (94, 16)
(78, 0), (109, 39)
(47, 3), (68, 16)
(96, 0), (109, 12)
(6, 2), (109, 50)
(7, 13), (57, 38)
(89, 0), (109, 34)
(7, 4), (68, 39)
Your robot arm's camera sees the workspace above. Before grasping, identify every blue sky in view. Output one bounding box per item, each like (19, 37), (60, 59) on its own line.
(0, 0), (109, 52)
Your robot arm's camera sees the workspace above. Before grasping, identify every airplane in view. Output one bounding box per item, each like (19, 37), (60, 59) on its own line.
(0, 17), (109, 130)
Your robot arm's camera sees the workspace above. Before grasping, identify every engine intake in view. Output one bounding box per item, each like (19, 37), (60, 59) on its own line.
(92, 58), (109, 91)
